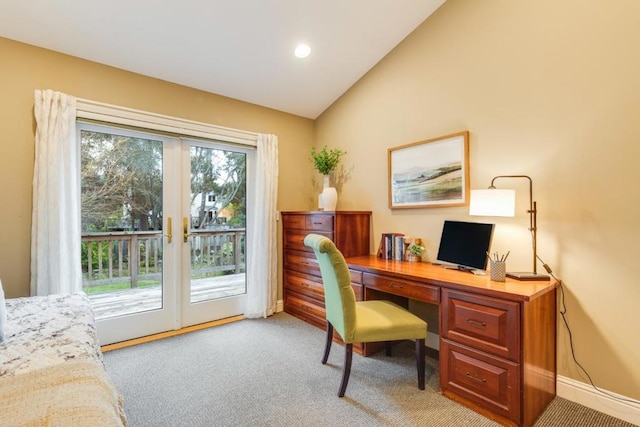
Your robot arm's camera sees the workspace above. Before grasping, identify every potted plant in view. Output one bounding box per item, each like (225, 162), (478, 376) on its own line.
(406, 241), (425, 262)
(310, 145), (346, 211)
(310, 145), (346, 175)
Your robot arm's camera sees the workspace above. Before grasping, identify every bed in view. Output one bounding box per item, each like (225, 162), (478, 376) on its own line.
(0, 292), (127, 426)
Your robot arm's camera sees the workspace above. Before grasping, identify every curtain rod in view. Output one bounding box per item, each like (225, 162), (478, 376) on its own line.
(75, 97), (259, 145)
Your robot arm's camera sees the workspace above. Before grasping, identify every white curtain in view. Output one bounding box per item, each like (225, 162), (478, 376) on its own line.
(245, 133), (279, 318)
(31, 90), (82, 296)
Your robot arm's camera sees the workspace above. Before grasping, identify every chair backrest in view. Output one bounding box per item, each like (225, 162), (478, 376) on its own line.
(303, 234), (357, 342)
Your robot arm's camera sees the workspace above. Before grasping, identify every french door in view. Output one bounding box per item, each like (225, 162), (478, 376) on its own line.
(180, 141), (250, 327)
(79, 123), (251, 345)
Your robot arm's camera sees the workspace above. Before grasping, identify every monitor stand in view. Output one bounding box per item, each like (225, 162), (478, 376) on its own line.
(441, 264), (483, 275)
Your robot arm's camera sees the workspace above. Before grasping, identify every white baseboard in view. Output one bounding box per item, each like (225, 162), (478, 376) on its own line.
(557, 375), (640, 425)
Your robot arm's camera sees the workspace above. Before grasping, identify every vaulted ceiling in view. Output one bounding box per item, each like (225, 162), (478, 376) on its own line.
(0, 0), (446, 118)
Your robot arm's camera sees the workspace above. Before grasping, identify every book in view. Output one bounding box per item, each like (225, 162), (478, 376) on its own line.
(378, 232), (404, 260)
(394, 235), (405, 261)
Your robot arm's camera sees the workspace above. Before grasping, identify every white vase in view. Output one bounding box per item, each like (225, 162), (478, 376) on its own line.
(319, 175), (338, 211)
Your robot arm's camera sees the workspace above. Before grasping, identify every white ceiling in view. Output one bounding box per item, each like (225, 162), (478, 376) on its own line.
(0, 0), (446, 119)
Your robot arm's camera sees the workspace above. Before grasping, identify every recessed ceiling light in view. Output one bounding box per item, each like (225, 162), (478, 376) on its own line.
(294, 43), (311, 59)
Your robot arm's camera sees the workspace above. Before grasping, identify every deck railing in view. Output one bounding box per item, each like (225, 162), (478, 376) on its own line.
(81, 228), (246, 291)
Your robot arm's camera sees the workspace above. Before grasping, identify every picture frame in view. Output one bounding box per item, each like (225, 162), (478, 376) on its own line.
(388, 131), (470, 209)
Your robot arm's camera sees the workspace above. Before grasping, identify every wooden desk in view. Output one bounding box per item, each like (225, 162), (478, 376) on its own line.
(346, 255), (558, 427)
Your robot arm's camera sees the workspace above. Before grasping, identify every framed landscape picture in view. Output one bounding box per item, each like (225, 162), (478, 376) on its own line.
(388, 131), (469, 209)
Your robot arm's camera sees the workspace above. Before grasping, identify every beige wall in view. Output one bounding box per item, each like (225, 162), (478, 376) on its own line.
(316, 0), (640, 400)
(0, 37), (315, 299)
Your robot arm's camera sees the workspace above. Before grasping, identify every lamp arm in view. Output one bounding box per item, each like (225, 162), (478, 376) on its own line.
(489, 175), (537, 274)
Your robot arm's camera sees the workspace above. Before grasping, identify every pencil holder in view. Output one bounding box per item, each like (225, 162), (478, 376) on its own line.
(490, 260), (506, 282)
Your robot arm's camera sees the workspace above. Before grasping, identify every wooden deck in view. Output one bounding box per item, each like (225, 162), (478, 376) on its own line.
(87, 273), (246, 320)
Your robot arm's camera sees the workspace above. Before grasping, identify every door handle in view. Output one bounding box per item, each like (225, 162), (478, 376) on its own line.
(183, 217), (189, 243)
(167, 217), (173, 243)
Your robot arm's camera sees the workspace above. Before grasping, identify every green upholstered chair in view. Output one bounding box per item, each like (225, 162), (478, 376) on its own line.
(303, 233), (427, 397)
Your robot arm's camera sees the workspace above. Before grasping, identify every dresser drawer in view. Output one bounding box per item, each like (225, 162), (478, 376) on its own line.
(284, 294), (326, 325)
(284, 230), (333, 252)
(284, 268), (363, 303)
(306, 215), (334, 232)
(363, 273), (440, 304)
(442, 289), (520, 362)
(284, 250), (320, 275)
(441, 340), (520, 423)
(284, 270), (325, 303)
(282, 214), (306, 230)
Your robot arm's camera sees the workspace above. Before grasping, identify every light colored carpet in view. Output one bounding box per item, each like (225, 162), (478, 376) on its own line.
(103, 312), (635, 427)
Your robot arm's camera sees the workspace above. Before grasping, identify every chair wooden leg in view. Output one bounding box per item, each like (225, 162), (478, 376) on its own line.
(385, 341), (392, 356)
(322, 321), (333, 365)
(416, 338), (425, 390)
(338, 343), (353, 397)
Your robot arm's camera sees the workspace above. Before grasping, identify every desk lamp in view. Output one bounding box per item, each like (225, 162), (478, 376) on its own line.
(469, 175), (550, 280)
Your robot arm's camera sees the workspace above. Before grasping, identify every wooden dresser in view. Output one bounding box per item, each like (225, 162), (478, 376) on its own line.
(281, 211), (371, 329)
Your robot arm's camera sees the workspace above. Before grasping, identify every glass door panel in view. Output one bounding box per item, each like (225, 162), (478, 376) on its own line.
(80, 128), (165, 318)
(79, 123), (177, 345)
(181, 143), (248, 327)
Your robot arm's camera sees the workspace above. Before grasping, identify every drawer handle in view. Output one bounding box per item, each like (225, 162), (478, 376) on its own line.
(466, 318), (486, 328)
(465, 372), (487, 383)
(389, 283), (404, 289)
(312, 222), (323, 225)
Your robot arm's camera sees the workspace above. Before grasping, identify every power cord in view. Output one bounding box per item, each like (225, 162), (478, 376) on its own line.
(535, 251), (639, 405)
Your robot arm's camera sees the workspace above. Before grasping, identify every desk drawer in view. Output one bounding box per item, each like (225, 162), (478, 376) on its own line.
(441, 340), (520, 423)
(349, 269), (362, 284)
(442, 289), (520, 362)
(363, 273), (439, 304)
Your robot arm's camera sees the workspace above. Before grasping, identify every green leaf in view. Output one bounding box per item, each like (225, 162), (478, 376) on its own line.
(309, 145), (346, 175)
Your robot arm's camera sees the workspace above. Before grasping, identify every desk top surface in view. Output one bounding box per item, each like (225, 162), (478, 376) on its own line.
(346, 255), (558, 302)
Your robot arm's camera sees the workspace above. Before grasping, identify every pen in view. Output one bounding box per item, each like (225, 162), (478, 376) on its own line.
(503, 251), (510, 262)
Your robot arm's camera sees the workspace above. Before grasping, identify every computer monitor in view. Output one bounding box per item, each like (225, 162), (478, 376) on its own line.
(436, 220), (495, 271)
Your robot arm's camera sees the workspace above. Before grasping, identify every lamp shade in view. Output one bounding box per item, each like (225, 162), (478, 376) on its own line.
(469, 189), (516, 217)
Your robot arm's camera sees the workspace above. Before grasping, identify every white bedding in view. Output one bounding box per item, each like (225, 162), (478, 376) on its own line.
(0, 293), (102, 377)
(0, 292), (126, 426)
(1, 360), (127, 426)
